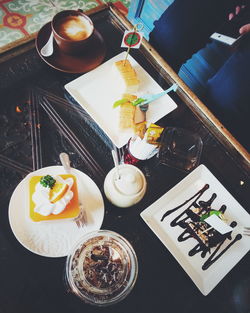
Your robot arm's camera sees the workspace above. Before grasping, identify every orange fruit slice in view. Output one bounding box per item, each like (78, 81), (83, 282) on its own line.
(49, 181), (69, 203)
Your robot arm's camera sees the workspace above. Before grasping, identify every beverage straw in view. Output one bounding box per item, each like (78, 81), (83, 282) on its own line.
(111, 150), (121, 180)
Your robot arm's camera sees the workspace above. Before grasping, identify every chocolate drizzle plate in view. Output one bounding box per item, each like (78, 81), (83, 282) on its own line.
(140, 164), (250, 295)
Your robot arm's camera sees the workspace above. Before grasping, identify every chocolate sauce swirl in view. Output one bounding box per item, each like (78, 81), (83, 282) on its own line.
(161, 184), (242, 270)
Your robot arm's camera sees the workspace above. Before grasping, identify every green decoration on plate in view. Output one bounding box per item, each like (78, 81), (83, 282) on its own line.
(200, 210), (222, 222)
(131, 98), (146, 106)
(113, 98), (128, 108)
(40, 175), (56, 189)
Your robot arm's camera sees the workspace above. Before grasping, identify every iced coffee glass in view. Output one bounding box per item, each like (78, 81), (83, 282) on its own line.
(65, 230), (138, 306)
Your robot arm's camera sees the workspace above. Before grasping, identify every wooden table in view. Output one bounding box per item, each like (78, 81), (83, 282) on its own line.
(0, 4), (249, 313)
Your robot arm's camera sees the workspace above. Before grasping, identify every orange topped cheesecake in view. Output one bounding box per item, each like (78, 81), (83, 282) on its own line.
(29, 174), (80, 222)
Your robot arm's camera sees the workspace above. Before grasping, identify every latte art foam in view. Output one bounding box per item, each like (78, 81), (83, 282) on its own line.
(56, 15), (93, 41)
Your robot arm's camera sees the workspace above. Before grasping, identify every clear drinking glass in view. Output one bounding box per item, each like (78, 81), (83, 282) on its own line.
(157, 127), (203, 172)
(65, 230), (138, 306)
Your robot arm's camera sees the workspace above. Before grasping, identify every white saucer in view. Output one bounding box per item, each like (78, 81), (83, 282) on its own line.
(8, 166), (105, 258)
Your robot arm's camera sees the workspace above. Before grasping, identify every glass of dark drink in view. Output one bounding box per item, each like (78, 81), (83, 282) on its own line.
(65, 230), (138, 306)
(123, 139), (140, 165)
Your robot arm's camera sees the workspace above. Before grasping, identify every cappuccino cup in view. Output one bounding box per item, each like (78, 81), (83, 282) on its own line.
(52, 10), (94, 55)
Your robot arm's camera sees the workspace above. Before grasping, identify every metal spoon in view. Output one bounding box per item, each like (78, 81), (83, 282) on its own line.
(59, 152), (71, 173)
(40, 32), (54, 57)
(111, 149), (120, 180)
(59, 152), (87, 227)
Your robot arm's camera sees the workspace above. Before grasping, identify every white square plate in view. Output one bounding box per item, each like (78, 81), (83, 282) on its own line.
(141, 164), (250, 295)
(65, 52), (177, 148)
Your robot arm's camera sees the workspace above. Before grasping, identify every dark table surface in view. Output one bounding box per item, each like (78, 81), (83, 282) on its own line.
(0, 5), (249, 313)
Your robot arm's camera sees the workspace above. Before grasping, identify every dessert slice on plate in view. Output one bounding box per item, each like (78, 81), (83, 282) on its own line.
(29, 174), (80, 222)
(112, 59), (140, 94)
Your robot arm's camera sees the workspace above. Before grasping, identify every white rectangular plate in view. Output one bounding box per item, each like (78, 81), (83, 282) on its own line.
(141, 164), (250, 295)
(65, 52), (177, 148)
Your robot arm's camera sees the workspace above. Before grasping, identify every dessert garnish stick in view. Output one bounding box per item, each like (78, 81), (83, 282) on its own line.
(122, 23), (144, 65)
(133, 83), (178, 110)
(123, 46), (132, 65)
(200, 226), (213, 234)
(112, 150), (120, 180)
(123, 28), (136, 65)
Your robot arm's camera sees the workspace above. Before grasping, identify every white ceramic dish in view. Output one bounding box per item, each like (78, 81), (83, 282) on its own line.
(65, 51), (177, 148)
(140, 164), (250, 295)
(8, 166), (104, 258)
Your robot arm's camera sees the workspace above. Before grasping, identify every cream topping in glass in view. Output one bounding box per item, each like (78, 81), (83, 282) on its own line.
(114, 166), (143, 195)
(104, 164), (147, 208)
(32, 176), (74, 216)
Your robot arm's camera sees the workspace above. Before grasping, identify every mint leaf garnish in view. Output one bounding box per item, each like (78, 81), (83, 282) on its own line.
(40, 175), (56, 189)
(200, 210), (221, 222)
(132, 98), (146, 106)
(113, 98), (128, 108)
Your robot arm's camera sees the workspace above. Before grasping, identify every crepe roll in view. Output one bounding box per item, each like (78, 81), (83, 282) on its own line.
(119, 100), (136, 130)
(113, 60), (140, 94)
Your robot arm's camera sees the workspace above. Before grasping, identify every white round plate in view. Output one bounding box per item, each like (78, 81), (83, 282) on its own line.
(8, 166), (105, 258)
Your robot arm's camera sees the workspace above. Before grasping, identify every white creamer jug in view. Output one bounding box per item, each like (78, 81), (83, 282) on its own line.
(104, 164), (147, 208)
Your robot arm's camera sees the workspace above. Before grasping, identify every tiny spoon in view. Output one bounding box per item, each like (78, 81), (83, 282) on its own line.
(59, 152), (71, 173)
(40, 32), (54, 57)
(111, 149), (120, 180)
(59, 152), (87, 227)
